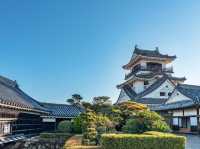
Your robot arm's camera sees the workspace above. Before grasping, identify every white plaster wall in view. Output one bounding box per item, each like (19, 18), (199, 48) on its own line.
(133, 81), (144, 93)
(143, 80), (175, 98)
(140, 60), (146, 67)
(117, 89), (130, 103)
(173, 110), (183, 116)
(184, 108), (197, 116)
(162, 63), (166, 69)
(166, 90), (191, 104)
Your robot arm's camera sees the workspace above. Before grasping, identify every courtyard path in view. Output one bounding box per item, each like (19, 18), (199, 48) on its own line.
(64, 135), (100, 149)
(185, 134), (200, 149)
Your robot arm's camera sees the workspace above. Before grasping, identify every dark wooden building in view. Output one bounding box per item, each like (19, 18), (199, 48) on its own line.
(40, 102), (83, 131)
(0, 76), (82, 144)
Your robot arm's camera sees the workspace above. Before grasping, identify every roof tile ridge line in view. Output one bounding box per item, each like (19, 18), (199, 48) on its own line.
(0, 80), (47, 112)
(41, 102), (71, 106)
(176, 84), (197, 103)
(179, 83), (200, 88)
(135, 76), (169, 99)
(0, 75), (17, 86)
(127, 84), (137, 95)
(123, 86), (134, 99)
(11, 85), (47, 110)
(164, 83), (179, 104)
(134, 47), (176, 57)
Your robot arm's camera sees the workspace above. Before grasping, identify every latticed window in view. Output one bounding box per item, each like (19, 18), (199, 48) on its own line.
(160, 92), (166, 96)
(0, 122), (11, 136)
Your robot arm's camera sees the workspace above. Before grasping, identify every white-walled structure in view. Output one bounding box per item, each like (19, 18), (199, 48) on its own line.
(117, 46), (200, 133)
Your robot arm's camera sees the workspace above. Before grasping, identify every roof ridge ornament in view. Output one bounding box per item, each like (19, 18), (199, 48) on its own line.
(155, 47), (159, 53)
(134, 44), (138, 50)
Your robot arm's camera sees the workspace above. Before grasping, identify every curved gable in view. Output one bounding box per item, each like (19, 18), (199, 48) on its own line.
(143, 79), (175, 99)
(166, 89), (191, 104)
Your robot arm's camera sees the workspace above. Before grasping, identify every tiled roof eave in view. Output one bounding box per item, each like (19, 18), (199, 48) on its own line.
(123, 55), (176, 69)
(152, 100), (196, 111)
(41, 115), (77, 119)
(0, 102), (49, 114)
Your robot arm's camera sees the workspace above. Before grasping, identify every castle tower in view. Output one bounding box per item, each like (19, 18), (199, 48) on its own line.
(116, 46), (186, 105)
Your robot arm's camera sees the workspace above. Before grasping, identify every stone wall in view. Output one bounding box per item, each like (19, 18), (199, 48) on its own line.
(3, 137), (66, 149)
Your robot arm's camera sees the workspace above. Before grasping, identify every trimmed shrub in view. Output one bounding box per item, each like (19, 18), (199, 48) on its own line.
(65, 146), (101, 149)
(40, 132), (71, 140)
(101, 133), (186, 149)
(122, 110), (170, 133)
(57, 120), (73, 133)
(72, 116), (83, 134)
(143, 131), (175, 136)
(83, 127), (97, 145)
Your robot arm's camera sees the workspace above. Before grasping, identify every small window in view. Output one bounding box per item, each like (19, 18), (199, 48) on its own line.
(168, 92), (172, 96)
(166, 85), (169, 88)
(160, 92), (166, 96)
(144, 81), (149, 85)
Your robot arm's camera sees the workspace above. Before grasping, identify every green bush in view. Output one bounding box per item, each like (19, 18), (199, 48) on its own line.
(101, 133), (186, 149)
(40, 132), (71, 140)
(122, 119), (144, 133)
(143, 131), (175, 136)
(83, 127), (97, 145)
(57, 120), (73, 133)
(122, 110), (170, 133)
(72, 116), (83, 134)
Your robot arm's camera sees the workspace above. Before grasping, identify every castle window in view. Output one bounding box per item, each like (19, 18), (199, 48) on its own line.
(160, 92), (166, 96)
(144, 81), (149, 85)
(168, 92), (172, 96)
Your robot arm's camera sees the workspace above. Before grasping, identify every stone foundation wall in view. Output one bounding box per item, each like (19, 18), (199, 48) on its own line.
(3, 137), (66, 149)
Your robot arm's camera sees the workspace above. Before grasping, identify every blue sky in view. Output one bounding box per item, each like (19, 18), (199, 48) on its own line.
(1, 0), (200, 103)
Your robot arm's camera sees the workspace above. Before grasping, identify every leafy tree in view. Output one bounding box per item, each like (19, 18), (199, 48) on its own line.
(93, 96), (111, 105)
(82, 101), (93, 110)
(67, 94), (83, 106)
(92, 96), (112, 114)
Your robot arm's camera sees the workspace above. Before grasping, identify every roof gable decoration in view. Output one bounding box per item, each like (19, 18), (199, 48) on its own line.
(135, 76), (175, 99)
(166, 89), (192, 104)
(116, 89), (131, 104)
(176, 84), (200, 105)
(143, 79), (175, 99)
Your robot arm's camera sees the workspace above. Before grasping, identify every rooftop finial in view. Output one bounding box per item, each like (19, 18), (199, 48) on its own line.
(155, 47), (159, 52)
(134, 44), (138, 49)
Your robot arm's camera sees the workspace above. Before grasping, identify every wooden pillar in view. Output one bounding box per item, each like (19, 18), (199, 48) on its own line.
(197, 107), (200, 133)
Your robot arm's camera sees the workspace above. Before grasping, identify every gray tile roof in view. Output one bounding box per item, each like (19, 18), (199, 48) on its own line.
(41, 103), (83, 118)
(152, 100), (195, 111)
(152, 84), (200, 111)
(169, 76), (186, 82)
(134, 48), (177, 59)
(123, 47), (176, 69)
(117, 76), (173, 105)
(123, 85), (137, 99)
(136, 98), (168, 105)
(0, 75), (47, 113)
(176, 84), (200, 103)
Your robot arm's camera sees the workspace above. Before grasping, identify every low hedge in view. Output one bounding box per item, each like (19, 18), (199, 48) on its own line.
(101, 133), (186, 149)
(143, 131), (175, 136)
(66, 146), (101, 149)
(40, 132), (71, 140)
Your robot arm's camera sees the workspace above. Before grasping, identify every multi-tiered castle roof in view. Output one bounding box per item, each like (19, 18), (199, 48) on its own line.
(116, 46), (186, 105)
